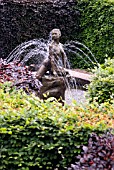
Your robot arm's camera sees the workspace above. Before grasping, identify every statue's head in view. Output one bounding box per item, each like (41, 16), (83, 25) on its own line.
(50, 29), (61, 40)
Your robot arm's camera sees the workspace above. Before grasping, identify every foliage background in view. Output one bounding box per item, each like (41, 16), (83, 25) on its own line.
(72, 0), (114, 69)
(0, 1), (80, 59)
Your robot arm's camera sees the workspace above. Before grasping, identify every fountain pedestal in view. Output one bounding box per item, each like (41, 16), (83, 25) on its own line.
(39, 76), (66, 102)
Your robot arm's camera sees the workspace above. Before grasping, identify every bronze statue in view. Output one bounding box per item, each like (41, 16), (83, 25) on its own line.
(36, 29), (67, 79)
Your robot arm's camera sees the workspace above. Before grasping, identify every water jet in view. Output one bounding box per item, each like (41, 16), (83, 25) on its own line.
(6, 29), (95, 104)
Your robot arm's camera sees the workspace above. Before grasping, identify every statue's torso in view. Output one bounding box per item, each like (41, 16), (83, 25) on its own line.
(49, 42), (63, 59)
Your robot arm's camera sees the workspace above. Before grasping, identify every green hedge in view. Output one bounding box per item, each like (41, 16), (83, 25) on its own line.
(87, 58), (114, 104)
(73, 0), (114, 69)
(0, 82), (114, 169)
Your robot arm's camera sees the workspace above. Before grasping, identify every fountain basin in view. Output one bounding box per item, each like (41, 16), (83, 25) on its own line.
(65, 68), (92, 81)
(39, 76), (66, 103)
(33, 68), (92, 104)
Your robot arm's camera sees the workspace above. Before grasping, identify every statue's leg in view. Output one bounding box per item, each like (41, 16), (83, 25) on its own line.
(36, 58), (51, 79)
(50, 56), (59, 76)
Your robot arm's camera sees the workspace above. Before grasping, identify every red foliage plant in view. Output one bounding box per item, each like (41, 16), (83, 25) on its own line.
(68, 132), (114, 170)
(0, 58), (41, 95)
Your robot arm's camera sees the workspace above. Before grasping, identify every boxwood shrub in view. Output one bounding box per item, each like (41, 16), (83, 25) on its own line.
(87, 58), (114, 104)
(0, 82), (114, 169)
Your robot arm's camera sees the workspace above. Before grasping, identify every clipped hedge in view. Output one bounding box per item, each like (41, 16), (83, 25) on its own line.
(74, 0), (114, 68)
(0, 82), (114, 169)
(87, 58), (114, 104)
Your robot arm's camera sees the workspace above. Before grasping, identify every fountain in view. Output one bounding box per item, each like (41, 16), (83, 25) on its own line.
(6, 28), (96, 104)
